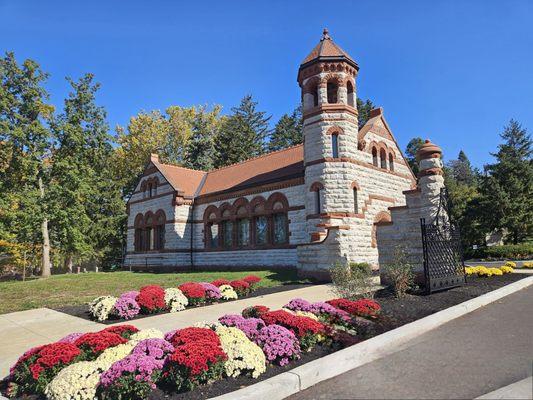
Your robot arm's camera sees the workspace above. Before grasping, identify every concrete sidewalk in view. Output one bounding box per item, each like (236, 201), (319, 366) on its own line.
(0, 284), (334, 378)
(289, 285), (533, 400)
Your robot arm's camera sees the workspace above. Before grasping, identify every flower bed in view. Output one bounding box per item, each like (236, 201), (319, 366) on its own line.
(86, 276), (260, 322)
(3, 296), (369, 399)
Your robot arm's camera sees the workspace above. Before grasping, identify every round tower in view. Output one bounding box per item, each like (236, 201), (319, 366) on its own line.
(416, 139), (446, 222)
(298, 29), (360, 240)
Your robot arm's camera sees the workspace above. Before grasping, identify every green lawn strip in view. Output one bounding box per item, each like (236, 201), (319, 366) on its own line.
(0, 269), (304, 314)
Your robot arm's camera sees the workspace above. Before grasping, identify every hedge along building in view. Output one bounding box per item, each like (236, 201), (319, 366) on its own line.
(124, 29), (440, 279)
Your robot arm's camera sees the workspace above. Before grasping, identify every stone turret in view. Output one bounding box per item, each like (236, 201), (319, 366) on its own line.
(416, 139), (445, 223)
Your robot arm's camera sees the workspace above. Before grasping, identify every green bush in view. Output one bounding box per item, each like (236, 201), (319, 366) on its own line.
(464, 243), (533, 260)
(330, 261), (375, 300)
(383, 246), (415, 298)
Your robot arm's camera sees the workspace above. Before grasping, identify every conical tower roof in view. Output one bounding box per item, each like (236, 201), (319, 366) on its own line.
(300, 28), (358, 69)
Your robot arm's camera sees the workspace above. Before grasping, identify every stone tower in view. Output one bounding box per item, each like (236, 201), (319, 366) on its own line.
(297, 28), (360, 241)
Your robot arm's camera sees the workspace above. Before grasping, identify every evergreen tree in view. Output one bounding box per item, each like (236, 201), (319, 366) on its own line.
(357, 98), (374, 129)
(405, 137), (425, 175)
(447, 150), (476, 184)
(214, 95), (270, 167)
(478, 120), (532, 243)
(184, 105), (222, 170)
(268, 106), (303, 151)
(0, 52), (54, 276)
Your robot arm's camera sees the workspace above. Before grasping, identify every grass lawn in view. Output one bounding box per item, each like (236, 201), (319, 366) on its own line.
(0, 269), (304, 315)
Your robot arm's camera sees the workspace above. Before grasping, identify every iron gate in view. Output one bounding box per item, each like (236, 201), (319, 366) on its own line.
(420, 188), (466, 294)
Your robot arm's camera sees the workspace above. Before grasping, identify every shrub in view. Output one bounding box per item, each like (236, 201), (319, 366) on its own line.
(215, 325), (266, 378)
(8, 343), (82, 396)
(242, 305), (269, 318)
(254, 325), (301, 366)
(218, 314), (265, 341)
(98, 353), (164, 399)
(260, 310), (325, 351)
(330, 261), (376, 300)
(178, 282), (206, 305)
(199, 282), (222, 300)
(162, 341), (227, 392)
(74, 332), (128, 360)
(229, 280), (251, 296)
(326, 298), (381, 318)
(164, 288), (188, 312)
(88, 296), (118, 321)
(219, 284), (238, 300)
(211, 278), (230, 287)
(136, 285), (166, 313)
(464, 243), (533, 260)
(101, 325), (139, 340)
(383, 246), (415, 298)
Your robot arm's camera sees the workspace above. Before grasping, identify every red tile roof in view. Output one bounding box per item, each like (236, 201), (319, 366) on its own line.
(301, 29), (357, 67)
(153, 145), (304, 198)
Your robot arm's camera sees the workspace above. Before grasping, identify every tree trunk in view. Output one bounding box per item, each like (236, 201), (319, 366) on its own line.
(39, 176), (51, 277)
(64, 254), (73, 273)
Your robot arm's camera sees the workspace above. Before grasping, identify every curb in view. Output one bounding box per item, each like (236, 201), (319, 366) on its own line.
(211, 275), (533, 400)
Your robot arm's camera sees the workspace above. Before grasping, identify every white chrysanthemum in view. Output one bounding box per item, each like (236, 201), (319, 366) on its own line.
(129, 328), (164, 341)
(215, 325), (266, 378)
(95, 341), (137, 368)
(294, 310), (319, 321)
(193, 320), (222, 329)
(45, 361), (103, 400)
(164, 288), (189, 312)
(88, 296), (117, 321)
(219, 284), (238, 300)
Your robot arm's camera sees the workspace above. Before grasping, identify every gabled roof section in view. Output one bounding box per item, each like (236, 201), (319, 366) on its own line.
(300, 29), (358, 70)
(151, 155), (207, 197)
(358, 108), (416, 180)
(198, 145), (304, 196)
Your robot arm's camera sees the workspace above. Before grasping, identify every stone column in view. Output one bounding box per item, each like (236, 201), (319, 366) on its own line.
(416, 139), (445, 223)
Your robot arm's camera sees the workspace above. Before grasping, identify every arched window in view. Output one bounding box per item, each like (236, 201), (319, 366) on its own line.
(272, 201), (288, 244)
(310, 182), (323, 215)
(353, 187), (358, 213)
(327, 81), (338, 104)
(372, 147), (378, 167)
(380, 148), (387, 169)
(207, 212), (219, 248)
(253, 201), (268, 246)
(347, 80), (355, 107)
(154, 211), (166, 250)
(221, 209), (233, 249)
(134, 214), (144, 252)
(332, 133), (339, 158)
(389, 153), (394, 171)
(145, 214), (154, 251)
(236, 206), (250, 247)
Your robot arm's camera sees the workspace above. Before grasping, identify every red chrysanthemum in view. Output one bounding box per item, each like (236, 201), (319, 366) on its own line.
(326, 298), (381, 318)
(261, 310), (325, 338)
(74, 331), (127, 358)
(101, 324), (139, 339)
(211, 278), (230, 287)
(229, 280), (251, 296)
(178, 282), (206, 300)
(167, 341), (227, 377)
(242, 275), (261, 285)
(136, 285), (166, 313)
(167, 327), (220, 348)
(28, 343), (81, 379)
(242, 305), (270, 318)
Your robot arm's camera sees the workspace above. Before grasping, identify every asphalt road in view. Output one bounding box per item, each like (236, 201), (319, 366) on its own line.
(289, 285), (533, 399)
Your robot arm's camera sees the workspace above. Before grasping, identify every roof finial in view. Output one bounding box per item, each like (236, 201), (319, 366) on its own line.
(321, 28), (330, 41)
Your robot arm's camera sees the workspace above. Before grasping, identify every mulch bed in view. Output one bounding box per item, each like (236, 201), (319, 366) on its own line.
(3, 274), (526, 400)
(54, 283), (315, 325)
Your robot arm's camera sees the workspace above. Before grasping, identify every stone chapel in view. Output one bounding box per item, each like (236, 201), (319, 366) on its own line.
(124, 29), (447, 279)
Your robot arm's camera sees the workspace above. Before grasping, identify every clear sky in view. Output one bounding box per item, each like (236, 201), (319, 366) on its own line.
(1, 0), (532, 168)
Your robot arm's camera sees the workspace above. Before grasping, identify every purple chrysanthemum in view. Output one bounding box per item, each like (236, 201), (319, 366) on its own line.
(199, 282), (222, 300)
(284, 298), (313, 312)
(114, 296), (141, 320)
(218, 314), (265, 340)
(58, 332), (84, 344)
(255, 324), (301, 366)
(132, 338), (174, 361)
(99, 353), (164, 388)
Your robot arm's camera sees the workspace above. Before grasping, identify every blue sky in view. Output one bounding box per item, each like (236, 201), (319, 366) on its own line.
(1, 0), (532, 167)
